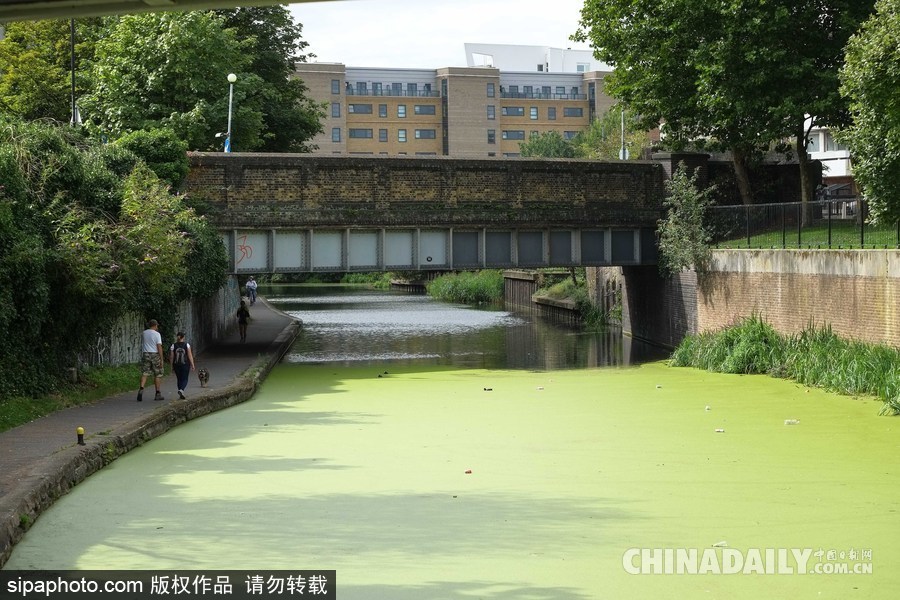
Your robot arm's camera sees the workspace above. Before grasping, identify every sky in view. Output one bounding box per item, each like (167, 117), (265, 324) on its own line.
(288, 0), (592, 68)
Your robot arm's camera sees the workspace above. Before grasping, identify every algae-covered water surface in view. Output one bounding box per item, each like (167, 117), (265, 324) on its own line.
(5, 288), (899, 599)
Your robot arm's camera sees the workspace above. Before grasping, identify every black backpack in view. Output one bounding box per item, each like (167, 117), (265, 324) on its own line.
(173, 342), (188, 366)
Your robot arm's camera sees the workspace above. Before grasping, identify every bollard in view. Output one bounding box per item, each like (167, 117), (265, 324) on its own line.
(76, 426), (85, 446)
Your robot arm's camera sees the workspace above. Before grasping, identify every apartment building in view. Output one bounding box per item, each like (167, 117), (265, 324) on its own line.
(294, 59), (614, 158)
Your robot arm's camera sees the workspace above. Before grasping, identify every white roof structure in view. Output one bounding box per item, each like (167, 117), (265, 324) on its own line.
(464, 42), (610, 73)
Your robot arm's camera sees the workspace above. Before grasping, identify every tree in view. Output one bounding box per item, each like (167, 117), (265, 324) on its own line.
(657, 164), (715, 276)
(0, 20), (70, 121)
(114, 128), (189, 188)
(838, 0), (900, 223)
(571, 107), (645, 160)
(0, 19), (103, 123)
(574, 0), (874, 206)
(83, 12), (256, 151)
(216, 6), (324, 152)
(519, 130), (575, 158)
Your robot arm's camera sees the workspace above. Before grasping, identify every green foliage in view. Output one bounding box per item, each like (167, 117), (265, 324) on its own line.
(84, 12), (252, 150)
(113, 129), (189, 188)
(671, 317), (900, 414)
(0, 117), (228, 398)
(216, 6), (325, 152)
(0, 20), (71, 122)
(571, 107), (645, 160)
(0, 363), (138, 433)
(519, 131), (576, 158)
(657, 164), (715, 275)
(574, 0), (874, 204)
(341, 272), (395, 289)
(426, 270), (504, 305)
(838, 0), (900, 223)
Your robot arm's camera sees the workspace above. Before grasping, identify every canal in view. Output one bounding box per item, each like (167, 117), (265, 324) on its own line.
(5, 285), (899, 599)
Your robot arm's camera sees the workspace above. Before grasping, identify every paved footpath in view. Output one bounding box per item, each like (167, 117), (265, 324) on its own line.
(0, 298), (300, 567)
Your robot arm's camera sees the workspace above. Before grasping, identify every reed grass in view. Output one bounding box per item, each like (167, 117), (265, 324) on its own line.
(672, 316), (900, 415)
(426, 270), (504, 305)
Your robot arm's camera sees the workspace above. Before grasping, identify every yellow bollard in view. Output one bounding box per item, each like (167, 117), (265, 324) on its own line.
(76, 426), (85, 446)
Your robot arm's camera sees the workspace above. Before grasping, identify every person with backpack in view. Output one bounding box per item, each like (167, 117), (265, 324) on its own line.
(169, 331), (196, 399)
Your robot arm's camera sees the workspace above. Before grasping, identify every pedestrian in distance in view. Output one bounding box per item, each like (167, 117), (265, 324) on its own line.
(237, 300), (251, 343)
(138, 319), (165, 402)
(169, 331), (196, 400)
(246, 276), (258, 305)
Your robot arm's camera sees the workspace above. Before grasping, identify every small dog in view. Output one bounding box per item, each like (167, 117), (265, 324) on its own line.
(197, 368), (210, 388)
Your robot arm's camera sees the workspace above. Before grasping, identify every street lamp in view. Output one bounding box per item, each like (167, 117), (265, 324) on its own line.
(224, 73), (237, 152)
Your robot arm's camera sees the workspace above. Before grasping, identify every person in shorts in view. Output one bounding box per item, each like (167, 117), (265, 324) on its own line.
(138, 319), (165, 401)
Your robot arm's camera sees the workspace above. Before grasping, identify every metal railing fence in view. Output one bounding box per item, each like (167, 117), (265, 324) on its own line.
(709, 199), (900, 249)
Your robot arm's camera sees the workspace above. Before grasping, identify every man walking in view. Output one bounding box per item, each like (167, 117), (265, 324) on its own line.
(138, 319), (165, 402)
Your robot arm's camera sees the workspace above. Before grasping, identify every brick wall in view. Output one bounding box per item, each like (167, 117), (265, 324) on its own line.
(183, 153), (666, 229)
(618, 266), (698, 349)
(612, 250), (900, 351)
(698, 250), (900, 347)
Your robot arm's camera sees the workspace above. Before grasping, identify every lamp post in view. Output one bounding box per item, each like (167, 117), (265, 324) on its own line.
(225, 73), (237, 152)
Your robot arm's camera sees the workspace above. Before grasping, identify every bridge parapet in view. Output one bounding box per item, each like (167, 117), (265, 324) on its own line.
(182, 153), (666, 229)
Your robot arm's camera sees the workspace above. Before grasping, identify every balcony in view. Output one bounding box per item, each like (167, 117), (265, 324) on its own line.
(345, 88), (441, 98)
(499, 92), (587, 100)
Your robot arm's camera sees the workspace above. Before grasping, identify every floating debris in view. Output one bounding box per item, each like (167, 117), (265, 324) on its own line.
(784, 419), (800, 425)
(712, 541), (728, 548)
(484, 387), (492, 391)
(705, 405), (711, 411)
(715, 428), (725, 433)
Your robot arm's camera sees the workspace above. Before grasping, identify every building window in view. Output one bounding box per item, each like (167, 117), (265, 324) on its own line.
(349, 128), (373, 138)
(349, 104), (373, 114)
(563, 107), (584, 117)
(415, 152), (437, 155)
(524, 85), (533, 96)
(415, 129), (436, 139)
(502, 106), (525, 116)
(577, 63), (589, 73)
(356, 82), (368, 95)
(488, 129), (496, 144)
(556, 86), (566, 95)
(548, 107), (557, 120)
(502, 130), (526, 140)
(542, 86), (551, 97)
(407, 83), (418, 96)
(487, 105), (495, 120)
(807, 133), (821, 153)
(331, 79), (340, 94)
(398, 104), (407, 118)
(379, 129), (388, 142)
(414, 105), (436, 115)
(398, 129), (407, 142)
(564, 131), (578, 140)
(487, 83), (495, 98)
(531, 130), (539, 138)
(530, 107), (538, 120)
(331, 103), (341, 118)
(372, 82), (382, 94)
(331, 128), (341, 142)
(537, 64), (544, 72)
(571, 86), (580, 96)
(379, 104), (387, 118)
(391, 82), (402, 95)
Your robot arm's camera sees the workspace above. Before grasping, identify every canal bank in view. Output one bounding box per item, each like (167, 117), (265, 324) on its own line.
(0, 299), (300, 568)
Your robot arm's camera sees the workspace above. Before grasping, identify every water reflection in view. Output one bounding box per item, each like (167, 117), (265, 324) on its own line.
(267, 284), (667, 370)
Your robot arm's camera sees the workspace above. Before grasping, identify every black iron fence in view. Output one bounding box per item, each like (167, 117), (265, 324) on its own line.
(709, 199), (900, 249)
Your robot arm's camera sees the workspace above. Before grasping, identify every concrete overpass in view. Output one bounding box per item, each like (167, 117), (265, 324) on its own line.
(182, 153), (666, 274)
(0, 0), (327, 22)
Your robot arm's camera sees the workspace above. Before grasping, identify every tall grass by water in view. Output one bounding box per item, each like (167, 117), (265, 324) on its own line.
(426, 270), (504, 305)
(671, 316), (900, 415)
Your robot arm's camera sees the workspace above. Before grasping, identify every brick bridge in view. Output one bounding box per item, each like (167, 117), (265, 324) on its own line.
(182, 153), (667, 274)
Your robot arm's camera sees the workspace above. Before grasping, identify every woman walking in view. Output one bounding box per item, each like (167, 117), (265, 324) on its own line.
(169, 332), (196, 399)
